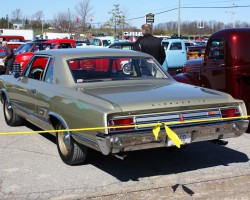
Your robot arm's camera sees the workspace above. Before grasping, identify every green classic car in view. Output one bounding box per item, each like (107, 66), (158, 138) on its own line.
(0, 48), (249, 165)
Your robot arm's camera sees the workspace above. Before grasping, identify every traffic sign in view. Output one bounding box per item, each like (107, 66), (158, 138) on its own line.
(146, 13), (154, 23)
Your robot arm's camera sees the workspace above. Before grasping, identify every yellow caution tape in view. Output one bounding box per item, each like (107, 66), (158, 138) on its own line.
(152, 122), (161, 140)
(164, 124), (183, 148)
(152, 122), (183, 148)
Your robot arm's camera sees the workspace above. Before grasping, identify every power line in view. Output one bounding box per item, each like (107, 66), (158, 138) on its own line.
(127, 4), (250, 21)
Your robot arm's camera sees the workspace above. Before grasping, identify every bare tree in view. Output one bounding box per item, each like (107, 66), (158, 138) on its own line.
(30, 11), (44, 29)
(52, 11), (71, 32)
(32, 11), (44, 21)
(74, 0), (93, 31)
(11, 9), (22, 21)
(106, 4), (126, 36)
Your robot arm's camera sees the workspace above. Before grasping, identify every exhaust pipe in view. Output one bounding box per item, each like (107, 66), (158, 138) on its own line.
(113, 153), (128, 160)
(212, 139), (228, 146)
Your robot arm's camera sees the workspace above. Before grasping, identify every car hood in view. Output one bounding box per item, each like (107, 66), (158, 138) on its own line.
(80, 81), (234, 112)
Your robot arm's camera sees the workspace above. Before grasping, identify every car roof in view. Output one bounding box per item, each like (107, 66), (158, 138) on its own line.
(162, 38), (184, 42)
(34, 48), (151, 60)
(43, 39), (75, 44)
(110, 42), (135, 46)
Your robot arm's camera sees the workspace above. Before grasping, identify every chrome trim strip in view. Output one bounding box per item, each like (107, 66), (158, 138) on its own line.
(71, 132), (97, 146)
(48, 112), (69, 130)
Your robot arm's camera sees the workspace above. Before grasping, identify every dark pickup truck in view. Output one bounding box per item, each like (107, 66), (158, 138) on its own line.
(173, 28), (250, 130)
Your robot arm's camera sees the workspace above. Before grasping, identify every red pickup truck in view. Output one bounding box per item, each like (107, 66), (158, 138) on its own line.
(173, 28), (250, 130)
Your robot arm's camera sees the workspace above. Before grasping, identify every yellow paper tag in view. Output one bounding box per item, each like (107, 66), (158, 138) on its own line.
(164, 124), (183, 148)
(152, 122), (161, 140)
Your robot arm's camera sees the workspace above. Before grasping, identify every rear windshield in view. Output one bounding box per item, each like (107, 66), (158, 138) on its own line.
(67, 57), (167, 83)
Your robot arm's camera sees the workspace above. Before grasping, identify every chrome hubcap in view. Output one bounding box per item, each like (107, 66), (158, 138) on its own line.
(4, 100), (12, 121)
(57, 124), (71, 156)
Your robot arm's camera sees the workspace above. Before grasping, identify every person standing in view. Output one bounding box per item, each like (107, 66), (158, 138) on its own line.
(133, 24), (166, 65)
(2, 41), (15, 74)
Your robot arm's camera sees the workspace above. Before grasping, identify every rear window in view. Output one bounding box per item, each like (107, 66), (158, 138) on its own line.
(67, 57), (167, 83)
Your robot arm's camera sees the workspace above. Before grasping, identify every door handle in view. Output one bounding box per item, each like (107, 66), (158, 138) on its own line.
(30, 89), (37, 94)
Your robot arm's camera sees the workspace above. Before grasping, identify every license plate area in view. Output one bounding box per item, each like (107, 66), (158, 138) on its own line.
(167, 131), (192, 146)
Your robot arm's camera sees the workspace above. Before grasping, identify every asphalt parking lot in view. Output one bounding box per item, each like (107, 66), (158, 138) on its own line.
(0, 105), (250, 200)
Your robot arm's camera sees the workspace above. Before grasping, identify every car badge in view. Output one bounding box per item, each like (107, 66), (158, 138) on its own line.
(179, 114), (184, 122)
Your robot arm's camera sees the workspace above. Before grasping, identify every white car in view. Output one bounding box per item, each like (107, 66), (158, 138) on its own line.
(90, 37), (114, 48)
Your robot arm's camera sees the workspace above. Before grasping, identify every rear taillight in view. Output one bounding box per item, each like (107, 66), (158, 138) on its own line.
(108, 117), (134, 132)
(221, 108), (240, 118)
(183, 64), (188, 73)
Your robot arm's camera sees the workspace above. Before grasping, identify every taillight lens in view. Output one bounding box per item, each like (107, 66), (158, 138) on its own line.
(108, 118), (134, 132)
(221, 108), (240, 118)
(183, 64), (188, 73)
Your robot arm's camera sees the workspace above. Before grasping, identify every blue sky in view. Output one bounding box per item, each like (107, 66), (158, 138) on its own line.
(2, 0), (250, 28)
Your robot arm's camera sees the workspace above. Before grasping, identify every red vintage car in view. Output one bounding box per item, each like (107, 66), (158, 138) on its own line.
(13, 39), (75, 72)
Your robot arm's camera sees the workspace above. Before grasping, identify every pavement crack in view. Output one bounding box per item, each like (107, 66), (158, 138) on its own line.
(3, 137), (25, 149)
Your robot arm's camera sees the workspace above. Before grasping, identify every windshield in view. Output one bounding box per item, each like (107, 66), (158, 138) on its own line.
(91, 39), (112, 47)
(14, 44), (26, 55)
(67, 57), (168, 83)
(17, 43), (34, 53)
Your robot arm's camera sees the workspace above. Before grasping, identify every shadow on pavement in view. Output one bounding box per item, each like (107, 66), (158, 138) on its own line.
(86, 141), (249, 182)
(25, 121), (249, 182)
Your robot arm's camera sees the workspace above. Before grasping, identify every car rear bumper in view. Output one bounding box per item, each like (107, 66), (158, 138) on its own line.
(96, 120), (249, 155)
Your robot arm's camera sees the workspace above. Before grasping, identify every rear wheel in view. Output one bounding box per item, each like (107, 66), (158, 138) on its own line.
(56, 122), (88, 165)
(3, 96), (23, 126)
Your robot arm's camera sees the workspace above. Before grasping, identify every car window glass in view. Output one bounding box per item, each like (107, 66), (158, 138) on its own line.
(162, 42), (169, 50)
(208, 39), (224, 60)
(20, 43), (33, 53)
(123, 46), (132, 50)
(67, 57), (167, 83)
(60, 43), (72, 48)
(170, 42), (182, 50)
(26, 56), (49, 80)
(44, 58), (55, 83)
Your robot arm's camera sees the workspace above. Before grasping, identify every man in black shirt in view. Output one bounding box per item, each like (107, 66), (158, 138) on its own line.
(2, 41), (15, 74)
(133, 24), (166, 65)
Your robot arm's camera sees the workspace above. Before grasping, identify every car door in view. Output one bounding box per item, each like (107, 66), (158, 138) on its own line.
(200, 39), (226, 91)
(11, 55), (50, 122)
(166, 41), (187, 68)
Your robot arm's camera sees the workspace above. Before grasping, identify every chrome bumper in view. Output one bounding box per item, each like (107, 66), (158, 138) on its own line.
(96, 120), (249, 155)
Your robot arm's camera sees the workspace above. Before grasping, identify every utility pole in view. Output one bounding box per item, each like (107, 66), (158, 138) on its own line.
(6, 14), (9, 29)
(121, 16), (124, 40)
(114, 4), (118, 38)
(178, 0), (181, 37)
(197, 20), (204, 40)
(42, 19), (44, 35)
(68, 8), (71, 37)
(226, 1), (236, 28)
(232, 2), (236, 28)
